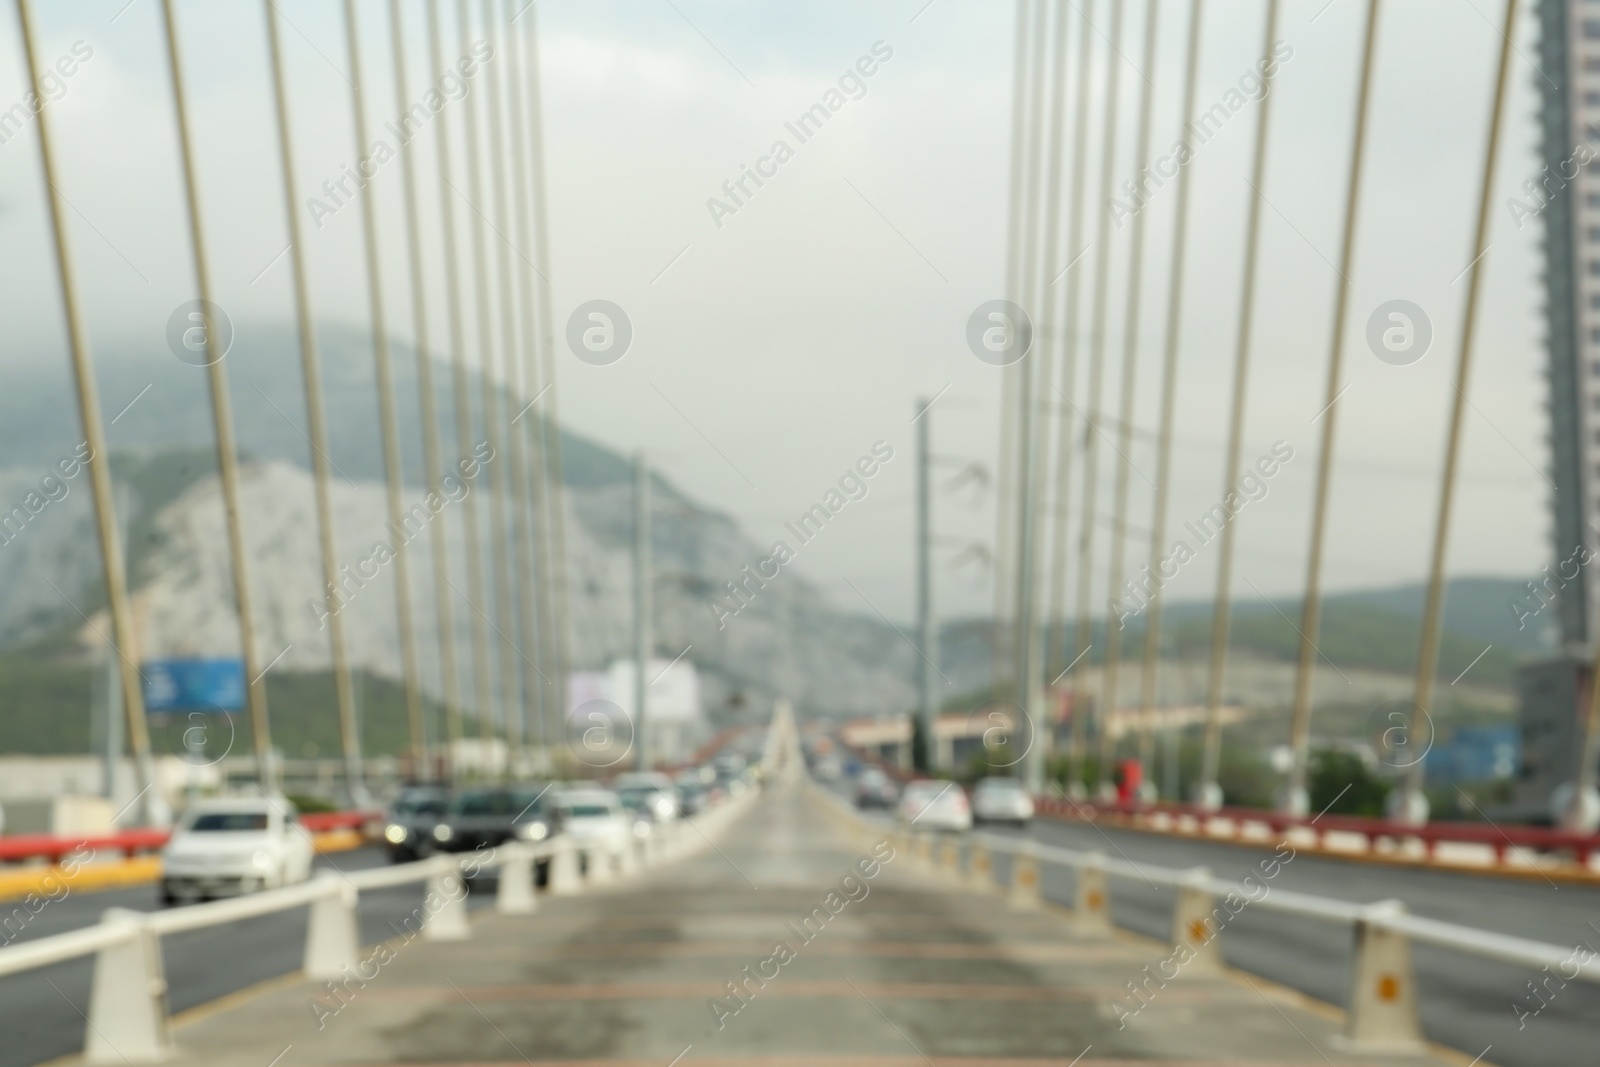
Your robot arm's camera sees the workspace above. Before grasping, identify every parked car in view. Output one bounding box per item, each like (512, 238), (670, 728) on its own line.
(971, 777), (1034, 826)
(382, 785), (452, 862)
(160, 796), (315, 904)
(552, 788), (633, 852)
(429, 785), (558, 855)
(855, 767), (899, 809)
(897, 780), (972, 831)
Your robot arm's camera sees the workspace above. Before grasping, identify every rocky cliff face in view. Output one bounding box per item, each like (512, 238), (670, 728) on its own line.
(0, 451), (952, 723)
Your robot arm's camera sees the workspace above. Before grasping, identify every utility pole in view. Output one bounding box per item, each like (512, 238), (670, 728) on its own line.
(916, 399), (937, 773)
(634, 452), (652, 771)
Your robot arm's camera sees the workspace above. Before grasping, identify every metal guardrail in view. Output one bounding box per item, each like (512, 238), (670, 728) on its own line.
(0, 792), (755, 1065)
(808, 782), (1600, 1053)
(1031, 796), (1600, 867)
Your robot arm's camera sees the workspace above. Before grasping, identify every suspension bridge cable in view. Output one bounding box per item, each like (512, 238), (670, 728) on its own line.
(260, 0), (366, 788)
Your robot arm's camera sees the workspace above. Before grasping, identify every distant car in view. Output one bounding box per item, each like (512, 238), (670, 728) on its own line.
(897, 780), (972, 832)
(553, 788), (633, 853)
(674, 770), (712, 815)
(160, 796), (315, 904)
(382, 785), (451, 862)
(429, 786), (558, 855)
(675, 782), (708, 816)
(855, 768), (898, 809)
(713, 753), (747, 785)
(613, 771), (676, 792)
(971, 777), (1034, 826)
(613, 773), (681, 823)
(617, 784), (679, 823)
(812, 755), (843, 782)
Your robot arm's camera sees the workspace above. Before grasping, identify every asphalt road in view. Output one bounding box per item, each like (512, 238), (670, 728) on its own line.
(0, 846), (496, 1067)
(117, 786), (1472, 1067)
(6, 802), (1598, 1067)
(845, 789), (1599, 1067)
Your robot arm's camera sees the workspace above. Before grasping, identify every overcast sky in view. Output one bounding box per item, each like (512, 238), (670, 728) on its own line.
(0, 0), (1552, 626)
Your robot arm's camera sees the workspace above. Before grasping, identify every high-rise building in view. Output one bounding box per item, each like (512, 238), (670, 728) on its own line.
(1519, 0), (1600, 821)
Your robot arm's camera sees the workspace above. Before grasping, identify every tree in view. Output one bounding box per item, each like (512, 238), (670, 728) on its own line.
(1309, 748), (1390, 817)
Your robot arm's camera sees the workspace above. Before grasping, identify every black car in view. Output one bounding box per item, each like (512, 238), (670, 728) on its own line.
(382, 786), (451, 862)
(430, 785), (558, 858)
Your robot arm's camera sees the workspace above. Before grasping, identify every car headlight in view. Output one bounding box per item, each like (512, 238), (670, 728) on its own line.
(251, 850), (275, 871)
(515, 822), (548, 841)
(432, 825), (453, 842)
(633, 819), (651, 838)
(384, 824), (409, 844)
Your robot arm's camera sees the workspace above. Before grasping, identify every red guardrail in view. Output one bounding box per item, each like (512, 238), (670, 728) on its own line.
(1034, 796), (1600, 865)
(0, 810), (382, 865)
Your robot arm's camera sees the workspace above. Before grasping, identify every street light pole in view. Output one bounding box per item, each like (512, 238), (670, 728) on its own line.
(634, 452), (652, 771)
(916, 400), (937, 773)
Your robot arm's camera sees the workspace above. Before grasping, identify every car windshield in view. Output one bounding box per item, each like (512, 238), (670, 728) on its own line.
(905, 784), (950, 799)
(511, 790), (548, 818)
(188, 812), (268, 832)
(561, 803), (614, 818)
(454, 790), (523, 817)
(978, 779), (1023, 793)
(392, 794), (446, 817)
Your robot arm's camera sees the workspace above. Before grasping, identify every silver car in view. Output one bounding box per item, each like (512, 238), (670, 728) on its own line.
(972, 777), (1034, 826)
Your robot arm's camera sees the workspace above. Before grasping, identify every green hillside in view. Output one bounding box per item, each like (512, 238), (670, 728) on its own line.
(943, 576), (1536, 696)
(0, 645), (450, 759)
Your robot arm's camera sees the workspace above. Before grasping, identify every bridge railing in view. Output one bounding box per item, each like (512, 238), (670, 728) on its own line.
(0, 791), (753, 1065)
(1032, 796), (1600, 869)
(0, 810), (382, 864)
(809, 783), (1600, 1053)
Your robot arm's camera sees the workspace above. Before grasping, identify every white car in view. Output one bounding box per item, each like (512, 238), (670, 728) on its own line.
(160, 796), (315, 904)
(897, 780), (972, 832)
(972, 777), (1035, 825)
(553, 789), (634, 851)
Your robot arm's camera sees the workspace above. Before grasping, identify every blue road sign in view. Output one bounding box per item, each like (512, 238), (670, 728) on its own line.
(142, 658), (246, 712)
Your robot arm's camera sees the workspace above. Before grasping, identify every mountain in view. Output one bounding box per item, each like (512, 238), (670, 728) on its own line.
(0, 324), (1552, 756)
(0, 325), (947, 751)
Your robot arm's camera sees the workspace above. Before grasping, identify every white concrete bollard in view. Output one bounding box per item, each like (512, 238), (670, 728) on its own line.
(968, 841), (998, 893)
(939, 838), (962, 883)
(1170, 867), (1221, 972)
(548, 840), (582, 895)
(303, 873), (362, 979)
(497, 845), (538, 914)
(1073, 853), (1113, 934)
(1008, 848), (1043, 910)
(86, 909), (168, 1064)
(914, 832), (935, 868)
(653, 825), (675, 864)
(586, 847), (615, 887)
(1343, 901), (1423, 1051)
(617, 838), (640, 878)
(424, 858), (471, 941)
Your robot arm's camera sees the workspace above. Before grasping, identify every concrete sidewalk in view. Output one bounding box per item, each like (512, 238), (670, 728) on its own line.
(76, 786), (1474, 1067)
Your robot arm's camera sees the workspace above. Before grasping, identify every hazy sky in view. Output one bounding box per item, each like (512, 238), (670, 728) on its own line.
(0, 0), (1552, 626)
